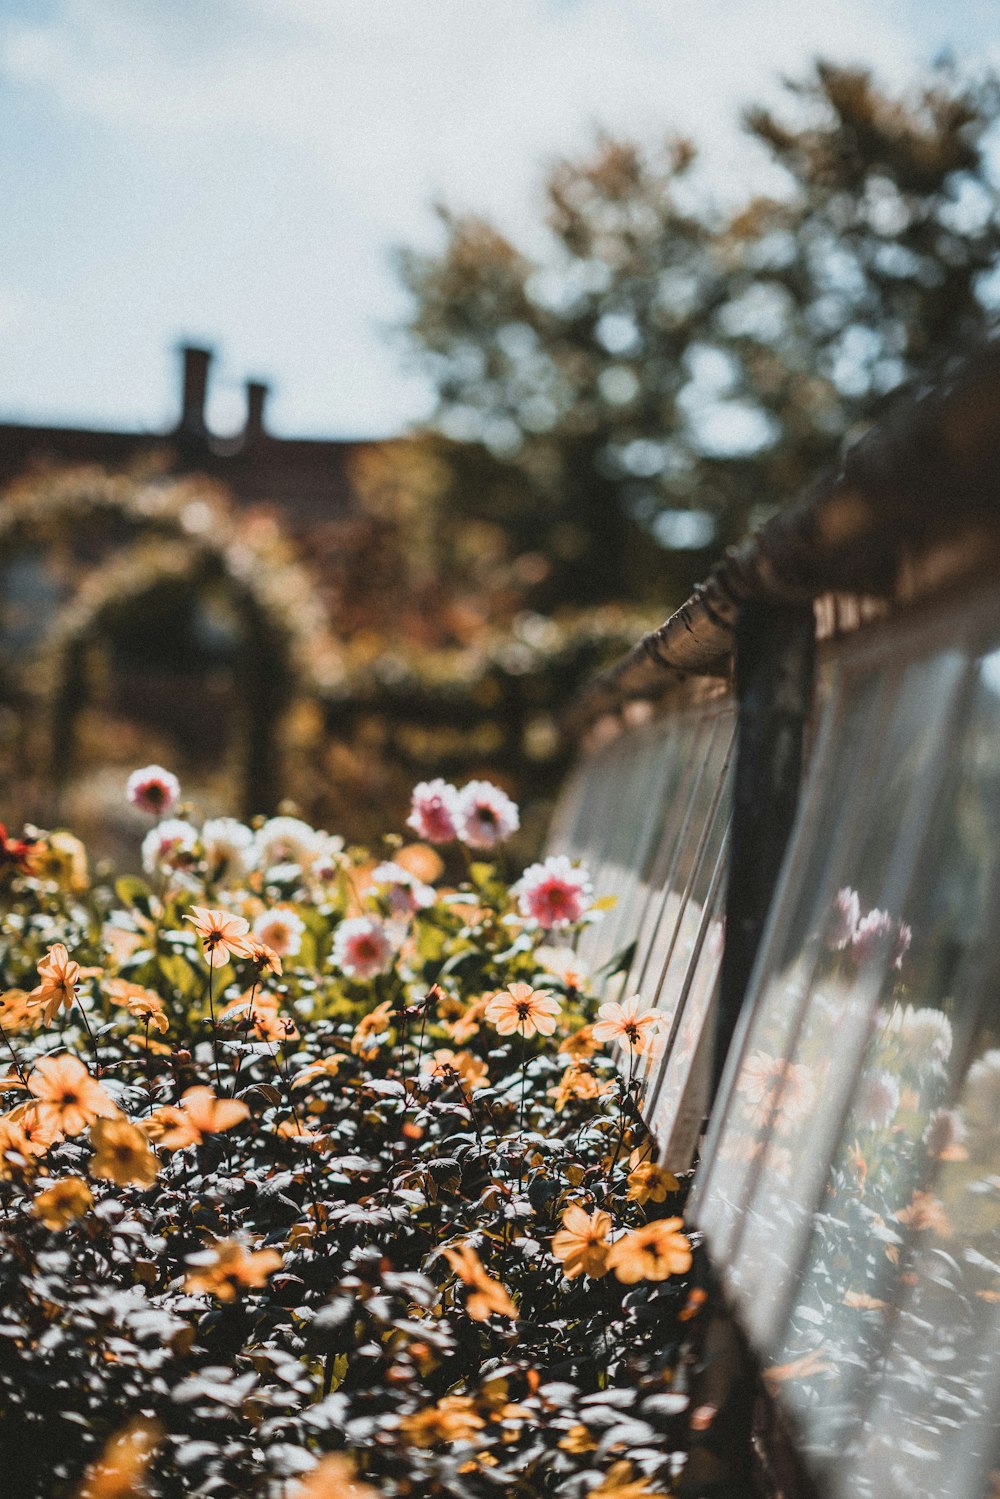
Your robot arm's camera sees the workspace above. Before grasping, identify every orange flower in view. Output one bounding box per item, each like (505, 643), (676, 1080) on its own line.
(400, 1394), (485, 1447)
(426, 1048), (489, 1092)
(186, 1238), (282, 1301)
(608, 1218), (692, 1283)
(895, 1190), (952, 1236)
(552, 1204), (612, 1279)
(592, 995), (664, 1055)
(588, 1463), (672, 1498)
(28, 1054), (117, 1136)
(184, 906), (252, 968)
(33, 1175), (93, 1228)
(484, 982), (560, 1040)
(443, 1243), (517, 1320)
(559, 1023), (598, 1061)
(30, 943), (82, 1025)
(150, 1086), (248, 1149)
(7, 1099), (63, 1154)
(547, 1064), (611, 1112)
(242, 939), (283, 977)
(90, 1117), (159, 1189)
(76, 1416), (162, 1499)
(0, 1114), (38, 1178)
(107, 979), (169, 1034)
(350, 999), (395, 1058)
(440, 993), (491, 1045)
(0, 987), (38, 1033)
(290, 1453), (379, 1499)
(220, 991), (298, 1043)
(626, 1149), (679, 1205)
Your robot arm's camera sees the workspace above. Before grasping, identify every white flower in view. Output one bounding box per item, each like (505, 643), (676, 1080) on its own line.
(406, 779), (460, 844)
(254, 816), (323, 874)
(253, 904), (306, 958)
(126, 764), (180, 817)
(894, 1005), (953, 1069)
(854, 1068), (901, 1131)
(141, 818), (199, 876)
(961, 1049), (1000, 1139)
(371, 861), (435, 915)
(201, 817), (255, 883)
(332, 916), (396, 980)
(455, 780), (519, 849)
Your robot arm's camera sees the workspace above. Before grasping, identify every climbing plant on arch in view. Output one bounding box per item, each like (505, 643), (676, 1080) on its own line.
(0, 468), (342, 817)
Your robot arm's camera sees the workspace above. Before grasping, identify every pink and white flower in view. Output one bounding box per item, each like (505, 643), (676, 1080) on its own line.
(254, 816), (323, 875)
(826, 887), (860, 950)
(854, 1068), (901, 1131)
(455, 780), (519, 850)
(127, 765), (180, 818)
(371, 862), (435, 916)
(141, 819), (199, 876)
(332, 916), (396, 980)
(514, 855), (592, 929)
(406, 779), (460, 844)
(253, 904), (306, 959)
(201, 817), (255, 883)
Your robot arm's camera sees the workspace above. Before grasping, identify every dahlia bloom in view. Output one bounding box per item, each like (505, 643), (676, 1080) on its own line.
(253, 816), (324, 875)
(607, 1218), (692, 1283)
(126, 765), (180, 818)
(332, 916), (396, 980)
(551, 1204), (612, 1279)
(514, 856), (592, 929)
(185, 906), (252, 968)
(28, 1054), (117, 1136)
(201, 817), (255, 883)
(455, 780), (519, 849)
(485, 981), (561, 1039)
(593, 994), (664, 1055)
(252, 904), (306, 958)
(406, 779), (460, 844)
(371, 861), (435, 915)
(826, 887), (860, 949)
(141, 819), (199, 876)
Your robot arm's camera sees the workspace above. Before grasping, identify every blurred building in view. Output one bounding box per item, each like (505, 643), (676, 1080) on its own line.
(0, 344), (370, 532)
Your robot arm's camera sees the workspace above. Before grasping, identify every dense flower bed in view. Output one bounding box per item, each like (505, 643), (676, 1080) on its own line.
(0, 774), (701, 1499)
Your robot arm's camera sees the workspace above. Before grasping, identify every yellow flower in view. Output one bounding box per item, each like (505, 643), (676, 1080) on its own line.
(350, 999), (396, 1058)
(33, 1175), (93, 1229)
(551, 1205), (612, 1279)
(607, 1218), (692, 1284)
(186, 1238), (282, 1301)
(559, 1023), (599, 1061)
(548, 1064), (610, 1112)
(147, 1086), (248, 1149)
(76, 1416), (162, 1499)
(559, 1424), (598, 1453)
(107, 979), (169, 1034)
(0, 987), (38, 1033)
(90, 1117), (159, 1189)
(27, 831), (89, 893)
(443, 1243), (517, 1321)
(588, 1460), (672, 1497)
(27, 1054), (118, 1136)
(484, 982), (561, 1040)
(592, 995), (663, 1055)
(440, 993), (491, 1045)
(292, 1055), (344, 1089)
(626, 1149), (679, 1205)
(289, 1454), (379, 1499)
(427, 1048), (489, 1092)
(400, 1394), (486, 1447)
(184, 906), (252, 968)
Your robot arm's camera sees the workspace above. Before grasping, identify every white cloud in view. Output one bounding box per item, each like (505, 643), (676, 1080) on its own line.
(0, 1), (954, 433)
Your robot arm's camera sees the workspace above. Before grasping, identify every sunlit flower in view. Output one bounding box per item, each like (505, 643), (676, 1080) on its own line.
(127, 764), (180, 817)
(891, 1004), (953, 1067)
(222, 989), (298, 1044)
(548, 1064), (610, 1112)
(514, 856), (591, 928)
(107, 979), (169, 1033)
(309, 831), (346, 884)
(444, 1243), (517, 1320)
(28, 1054), (117, 1136)
(150, 1086), (248, 1149)
(400, 1394), (486, 1446)
(737, 1050), (816, 1127)
(371, 861), (435, 915)
(551, 1205), (612, 1279)
(141, 818), (198, 876)
(854, 1068), (900, 1131)
(77, 1416), (162, 1499)
(850, 907), (895, 966)
(923, 1107), (967, 1160)
(895, 1189), (952, 1236)
(0, 987), (39, 1033)
(243, 939), (283, 977)
(90, 1116), (159, 1189)
(440, 993), (491, 1045)
(0, 1111), (48, 1177)
(455, 779), (520, 849)
(627, 1149), (679, 1204)
(588, 1462), (673, 1498)
(962, 1048), (1000, 1139)
(406, 779), (460, 844)
(290, 1453), (379, 1499)
(201, 816), (255, 883)
(29, 942), (81, 1025)
(826, 886), (860, 949)
(186, 1237), (282, 1301)
(27, 831), (89, 892)
(536, 945), (590, 991)
(485, 981), (561, 1039)
(607, 1218), (692, 1283)
(254, 815), (324, 874)
(425, 1048), (489, 1092)
(185, 905), (252, 967)
(592, 995), (663, 1055)
(252, 904), (306, 958)
(559, 1023), (599, 1061)
(333, 916), (396, 979)
(7, 1100), (63, 1155)
(33, 1175), (93, 1229)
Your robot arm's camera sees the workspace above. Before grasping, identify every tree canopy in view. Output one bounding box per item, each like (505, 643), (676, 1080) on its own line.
(398, 61), (1000, 607)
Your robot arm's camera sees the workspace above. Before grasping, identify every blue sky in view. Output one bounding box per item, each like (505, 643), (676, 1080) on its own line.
(0, 0), (996, 439)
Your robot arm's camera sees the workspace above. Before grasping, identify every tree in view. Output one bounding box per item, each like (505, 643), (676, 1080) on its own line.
(398, 62), (1000, 608)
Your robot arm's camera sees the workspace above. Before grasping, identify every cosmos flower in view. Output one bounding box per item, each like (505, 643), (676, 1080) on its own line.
(406, 779), (460, 844)
(514, 856), (592, 929)
(455, 780), (519, 850)
(485, 982), (561, 1039)
(149, 1087), (248, 1149)
(607, 1219), (692, 1283)
(27, 1054), (117, 1136)
(443, 1243), (517, 1321)
(252, 904), (306, 958)
(201, 817), (255, 883)
(185, 906), (252, 968)
(186, 1238), (282, 1301)
(141, 819), (199, 876)
(90, 1116), (159, 1189)
(126, 765), (180, 818)
(592, 995), (663, 1055)
(551, 1205), (612, 1279)
(29, 943), (82, 1025)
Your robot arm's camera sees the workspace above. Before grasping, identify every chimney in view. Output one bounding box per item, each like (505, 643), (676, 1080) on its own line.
(243, 379), (269, 442)
(176, 344), (213, 436)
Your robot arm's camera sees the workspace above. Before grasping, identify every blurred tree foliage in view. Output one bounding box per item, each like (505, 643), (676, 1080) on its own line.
(398, 61), (1000, 608)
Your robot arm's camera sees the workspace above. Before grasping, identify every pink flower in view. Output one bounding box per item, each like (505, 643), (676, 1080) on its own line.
(826, 887), (860, 950)
(141, 819), (198, 876)
(371, 862), (435, 916)
(332, 916), (396, 980)
(455, 780), (519, 850)
(850, 908), (895, 966)
(406, 780), (460, 844)
(514, 855), (591, 929)
(127, 765), (180, 817)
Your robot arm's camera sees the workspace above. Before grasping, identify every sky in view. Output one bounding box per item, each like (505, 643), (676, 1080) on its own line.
(0, 0), (997, 440)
